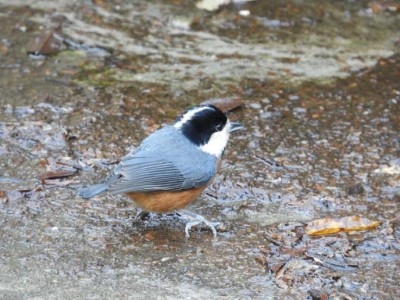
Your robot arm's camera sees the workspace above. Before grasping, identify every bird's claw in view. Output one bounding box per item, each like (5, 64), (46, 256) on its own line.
(185, 219), (220, 238)
(135, 210), (151, 220)
(177, 211), (220, 237)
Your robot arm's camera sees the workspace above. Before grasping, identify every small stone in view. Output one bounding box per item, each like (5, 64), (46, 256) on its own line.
(171, 18), (191, 31)
(261, 97), (271, 104)
(346, 183), (364, 195)
(260, 112), (273, 119)
(239, 10), (250, 16)
(249, 102), (262, 109)
(293, 107), (307, 114)
(161, 257), (173, 262)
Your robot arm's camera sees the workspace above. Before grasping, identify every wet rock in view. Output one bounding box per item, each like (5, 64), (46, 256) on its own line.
(248, 102), (262, 109)
(293, 107), (307, 115)
(288, 95), (299, 101)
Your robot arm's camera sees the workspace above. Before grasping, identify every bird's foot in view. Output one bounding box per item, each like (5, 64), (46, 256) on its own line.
(185, 218), (220, 238)
(135, 210), (151, 220)
(176, 211), (220, 237)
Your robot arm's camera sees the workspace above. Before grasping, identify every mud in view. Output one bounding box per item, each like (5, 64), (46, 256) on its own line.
(0, 1), (399, 299)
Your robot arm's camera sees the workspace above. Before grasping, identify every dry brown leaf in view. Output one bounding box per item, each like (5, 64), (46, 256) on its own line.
(254, 255), (267, 266)
(0, 191), (7, 204)
(26, 29), (65, 55)
(39, 169), (77, 180)
(314, 184), (326, 192)
(306, 216), (381, 236)
(200, 98), (243, 113)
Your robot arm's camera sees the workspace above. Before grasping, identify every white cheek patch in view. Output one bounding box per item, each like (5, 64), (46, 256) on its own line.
(199, 122), (230, 157)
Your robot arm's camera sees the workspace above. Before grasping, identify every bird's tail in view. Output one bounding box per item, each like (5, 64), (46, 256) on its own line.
(78, 183), (108, 199)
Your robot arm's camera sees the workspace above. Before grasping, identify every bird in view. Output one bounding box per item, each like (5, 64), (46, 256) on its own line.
(78, 104), (239, 237)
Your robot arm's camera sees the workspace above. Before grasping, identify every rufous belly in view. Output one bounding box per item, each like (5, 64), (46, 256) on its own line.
(126, 184), (208, 213)
(126, 159), (221, 213)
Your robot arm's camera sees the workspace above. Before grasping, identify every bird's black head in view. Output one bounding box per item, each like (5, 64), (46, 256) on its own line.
(174, 105), (230, 157)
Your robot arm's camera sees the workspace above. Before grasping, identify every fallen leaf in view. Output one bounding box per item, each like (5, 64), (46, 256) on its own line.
(314, 183), (326, 192)
(306, 216), (381, 236)
(200, 98), (243, 113)
(309, 289), (329, 300)
(280, 247), (306, 257)
(274, 259), (318, 288)
(306, 251), (358, 271)
(254, 255), (267, 266)
(0, 45), (8, 55)
(144, 232), (155, 241)
(369, 1), (400, 13)
(0, 190), (7, 204)
(39, 169), (77, 180)
(42, 179), (77, 186)
(27, 29), (65, 55)
(93, 0), (109, 9)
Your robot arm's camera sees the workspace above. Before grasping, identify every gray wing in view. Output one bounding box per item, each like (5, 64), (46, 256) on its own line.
(108, 154), (214, 194)
(106, 126), (217, 194)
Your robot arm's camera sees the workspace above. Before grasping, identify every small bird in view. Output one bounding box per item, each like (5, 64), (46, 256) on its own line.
(78, 105), (237, 237)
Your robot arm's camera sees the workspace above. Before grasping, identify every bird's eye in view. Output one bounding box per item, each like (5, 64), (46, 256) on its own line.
(215, 124), (223, 131)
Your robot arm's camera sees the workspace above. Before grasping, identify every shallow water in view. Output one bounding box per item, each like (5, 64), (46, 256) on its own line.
(0, 1), (399, 299)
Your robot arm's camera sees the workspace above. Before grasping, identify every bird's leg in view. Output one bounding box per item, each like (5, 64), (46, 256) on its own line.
(175, 210), (220, 237)
(135, 210), (151, 220)
(135, 211), (164, 221)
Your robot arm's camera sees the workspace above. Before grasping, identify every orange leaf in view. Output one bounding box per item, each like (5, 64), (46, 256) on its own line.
(306, 216), (381, 236)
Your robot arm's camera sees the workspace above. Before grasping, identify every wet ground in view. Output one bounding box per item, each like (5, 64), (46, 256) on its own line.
(0, 0), (399, 299)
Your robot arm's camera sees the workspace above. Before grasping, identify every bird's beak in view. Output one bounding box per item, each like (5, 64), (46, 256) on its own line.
(229, 121), (244, 133)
